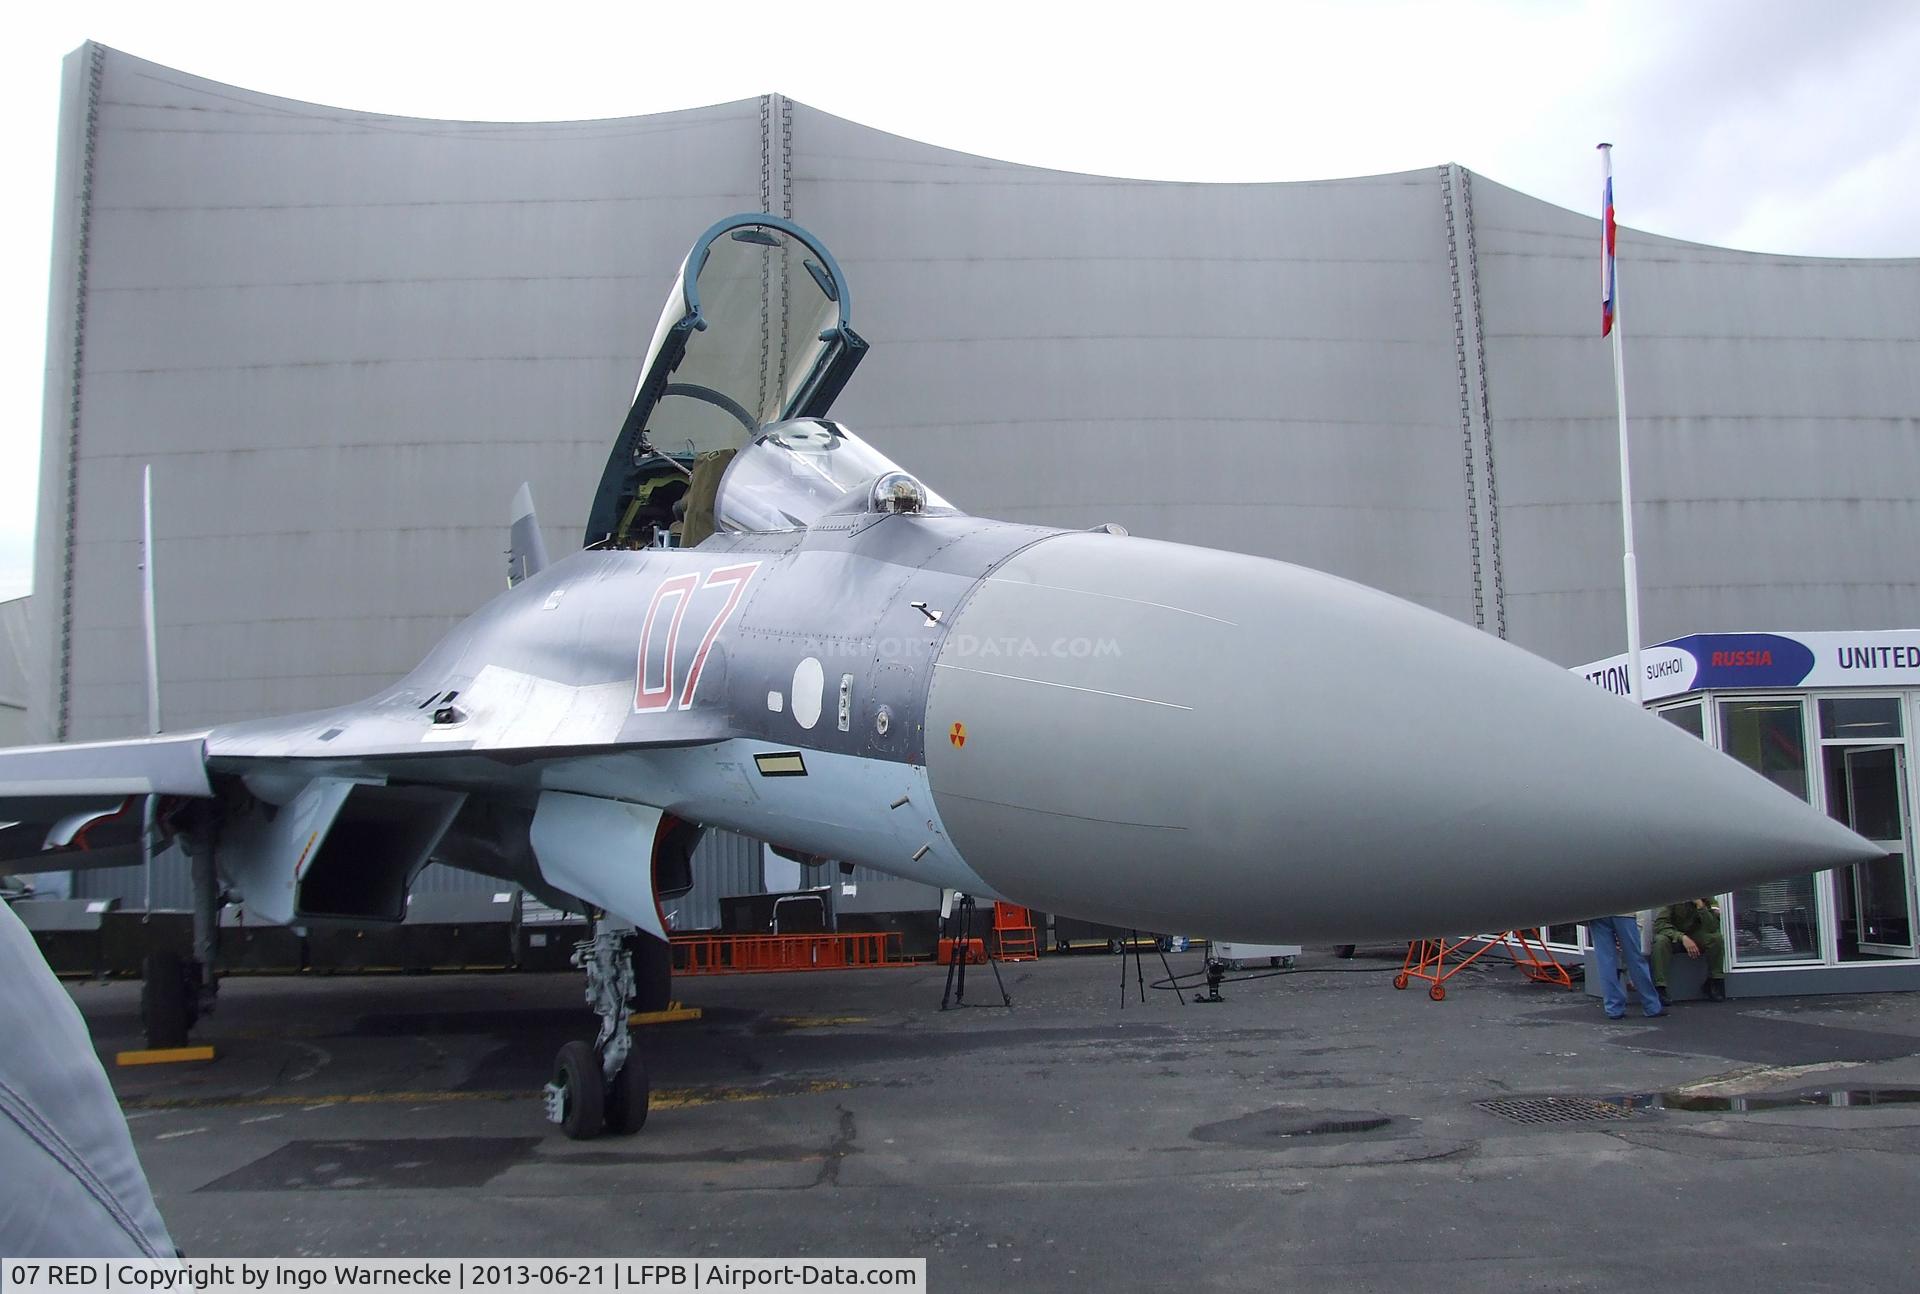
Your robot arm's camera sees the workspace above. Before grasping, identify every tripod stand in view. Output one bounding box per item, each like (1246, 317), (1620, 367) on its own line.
(1119, 929), (1187, 1007)
(939, 895), (1012, 1010)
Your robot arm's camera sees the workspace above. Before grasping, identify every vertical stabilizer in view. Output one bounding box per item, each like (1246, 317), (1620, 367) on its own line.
(508, 483), (550, 587)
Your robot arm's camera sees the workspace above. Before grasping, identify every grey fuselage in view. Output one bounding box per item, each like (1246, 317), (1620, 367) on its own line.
(207, 496), (1884, 944)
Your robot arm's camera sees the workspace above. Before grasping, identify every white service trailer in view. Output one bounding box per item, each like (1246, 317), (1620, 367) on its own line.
(1213, 941), (1302, 969)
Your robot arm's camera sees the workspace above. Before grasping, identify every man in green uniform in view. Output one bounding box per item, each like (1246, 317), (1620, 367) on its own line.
(1653, 898), (1726, 1003)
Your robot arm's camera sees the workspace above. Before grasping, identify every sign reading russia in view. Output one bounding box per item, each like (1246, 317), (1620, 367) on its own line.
(1574, 629), (1920, 703)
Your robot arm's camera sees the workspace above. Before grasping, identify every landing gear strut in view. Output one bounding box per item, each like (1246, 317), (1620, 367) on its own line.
(545, 919), (651, 1139)
(140, 840), (221, 1049)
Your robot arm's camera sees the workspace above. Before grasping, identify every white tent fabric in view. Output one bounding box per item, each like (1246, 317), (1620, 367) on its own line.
(0, 899), (175, 1256)
(0, 597), (27, 746)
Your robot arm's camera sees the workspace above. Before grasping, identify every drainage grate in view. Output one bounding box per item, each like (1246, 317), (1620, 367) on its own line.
(1475, 1096), (1637, 1125)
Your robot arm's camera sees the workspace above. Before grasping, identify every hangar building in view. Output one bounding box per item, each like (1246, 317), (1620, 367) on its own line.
(30, 44), (1920, 926)
(0, 597), (27, 747)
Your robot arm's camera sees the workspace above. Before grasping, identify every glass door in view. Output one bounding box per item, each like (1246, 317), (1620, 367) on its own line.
(1719, 698), (1822, 964)
(1841, 745), (1916, 957)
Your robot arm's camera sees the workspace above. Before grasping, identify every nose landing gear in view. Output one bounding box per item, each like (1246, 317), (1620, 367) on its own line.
(545, 919), (652, 1139)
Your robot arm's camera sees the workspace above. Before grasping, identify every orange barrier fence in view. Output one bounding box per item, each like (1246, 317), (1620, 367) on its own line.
(671, 931), (910, 975)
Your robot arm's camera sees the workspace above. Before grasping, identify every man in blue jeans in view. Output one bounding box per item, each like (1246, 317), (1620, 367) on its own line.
(1587, 914), (1665, 1019)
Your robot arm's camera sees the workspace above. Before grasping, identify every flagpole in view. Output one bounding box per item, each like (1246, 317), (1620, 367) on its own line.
(141, 463), (161, 918)
(1598, 142), (1645, 704)
(141, 464), (161, 736)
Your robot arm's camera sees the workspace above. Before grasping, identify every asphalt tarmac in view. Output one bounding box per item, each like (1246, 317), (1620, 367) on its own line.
(71, 947), (1920, 1289)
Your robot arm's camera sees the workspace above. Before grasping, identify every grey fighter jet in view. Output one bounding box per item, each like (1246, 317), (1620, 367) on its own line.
(0, 215), (1880, 1136)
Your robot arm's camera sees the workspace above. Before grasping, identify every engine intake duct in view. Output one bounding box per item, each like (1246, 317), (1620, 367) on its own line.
(294, 784), (466, 921)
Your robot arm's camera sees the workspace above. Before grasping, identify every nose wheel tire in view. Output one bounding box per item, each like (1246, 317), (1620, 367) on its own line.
(604, 1049), (651, 1136)
(553, 1040), (605, 1140)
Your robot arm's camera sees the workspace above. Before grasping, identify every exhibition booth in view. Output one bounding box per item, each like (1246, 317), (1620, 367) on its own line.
(1563, 630), (1920, 995)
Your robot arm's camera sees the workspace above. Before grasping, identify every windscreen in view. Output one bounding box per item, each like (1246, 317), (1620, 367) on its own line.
(714, 422), (951, 533)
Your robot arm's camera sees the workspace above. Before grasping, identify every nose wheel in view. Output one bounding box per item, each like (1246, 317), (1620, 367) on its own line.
(544, 920), (651, 1139)
(549, 1040), (605, 1138)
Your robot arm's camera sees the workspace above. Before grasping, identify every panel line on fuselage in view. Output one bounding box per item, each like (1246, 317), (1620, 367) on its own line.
(980, 576), (1239, 626)
(930, 663), (1192, 711)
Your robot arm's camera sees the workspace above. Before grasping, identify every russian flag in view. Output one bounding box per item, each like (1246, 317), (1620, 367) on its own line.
(1600, 148), (1617, 336)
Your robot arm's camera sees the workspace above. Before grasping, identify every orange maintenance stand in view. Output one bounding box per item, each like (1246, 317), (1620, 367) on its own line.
(1395, 930), (1574, 1000)
(990, 902), (1039, 961)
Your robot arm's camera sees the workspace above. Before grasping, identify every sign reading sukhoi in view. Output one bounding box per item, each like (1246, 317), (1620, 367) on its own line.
(1577, 630), (1920, 701)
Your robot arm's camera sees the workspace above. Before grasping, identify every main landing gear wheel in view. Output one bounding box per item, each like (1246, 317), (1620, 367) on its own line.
(140, 951), (193, 1049)
(551, 1040), (604, 1140)
(604, 1049), (651, 1136)
(1393, 972), (1410, 990)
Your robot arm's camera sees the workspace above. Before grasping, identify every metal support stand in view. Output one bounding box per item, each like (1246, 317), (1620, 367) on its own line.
(1157, 939), (1187, 1006)
(1119, 929), (1148, 1005)
(940, 895), (1011, 1011)
(1115, 931), (1186, 1007)
(1192, 957), (1228, 1004)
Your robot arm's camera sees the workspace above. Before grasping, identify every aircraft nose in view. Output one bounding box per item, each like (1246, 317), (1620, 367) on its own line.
(922, 533), (1881, 942)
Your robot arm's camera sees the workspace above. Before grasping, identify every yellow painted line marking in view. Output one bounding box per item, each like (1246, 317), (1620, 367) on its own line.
(772, 1015), (869, 1028)
(629, 1006), (703, 1025)
(119, 1079), (853, 1113)
(652, 1080), (852, 1110)
(116, 1046), (216, 1067)
(122, 1089), (513, 1111)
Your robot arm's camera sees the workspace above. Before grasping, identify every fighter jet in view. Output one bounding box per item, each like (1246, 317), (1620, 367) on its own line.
(0, 214), (1881, 1137)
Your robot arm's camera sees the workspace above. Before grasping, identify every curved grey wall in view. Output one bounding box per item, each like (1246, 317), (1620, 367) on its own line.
(35, 43), (1920, 749)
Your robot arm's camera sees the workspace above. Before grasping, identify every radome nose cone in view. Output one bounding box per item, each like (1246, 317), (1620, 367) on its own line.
(924, 533), (1881, 942)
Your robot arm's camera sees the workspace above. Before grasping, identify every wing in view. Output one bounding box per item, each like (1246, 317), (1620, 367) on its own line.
(0, 734), (212, 874)
(1, 684), (726, 912)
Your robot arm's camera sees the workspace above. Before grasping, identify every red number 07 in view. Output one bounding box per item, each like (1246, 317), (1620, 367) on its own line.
(634, 562), (760, 712)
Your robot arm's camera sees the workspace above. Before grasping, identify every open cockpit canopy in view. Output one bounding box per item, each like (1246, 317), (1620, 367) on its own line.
(585, 215), (867, 548)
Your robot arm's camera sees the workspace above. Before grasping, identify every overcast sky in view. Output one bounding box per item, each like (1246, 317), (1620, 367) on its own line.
(3, 0), (1918, 603)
